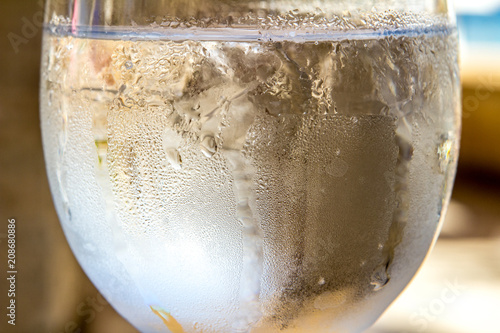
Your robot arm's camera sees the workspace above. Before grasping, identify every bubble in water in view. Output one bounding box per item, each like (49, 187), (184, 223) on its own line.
(437, 135), (453, 173)
(124, 60), (134, 70)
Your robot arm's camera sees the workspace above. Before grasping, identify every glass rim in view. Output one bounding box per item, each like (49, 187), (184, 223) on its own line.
(44, 0), (456, 32)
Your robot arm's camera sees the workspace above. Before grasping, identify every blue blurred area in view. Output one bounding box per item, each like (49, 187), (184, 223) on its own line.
(457, 10), (500, 44)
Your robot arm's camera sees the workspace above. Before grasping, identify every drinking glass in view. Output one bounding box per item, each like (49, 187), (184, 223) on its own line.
(40, 0), (460, 332)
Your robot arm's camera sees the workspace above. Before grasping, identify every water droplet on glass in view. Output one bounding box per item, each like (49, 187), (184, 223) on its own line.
(396, 135), (414, 161)
(162, 128), (183, 169)
(62, 202), (72, 222)
(325, 157), (348, 177)
(165, 148), (182, 170)
(48, 90), (53, 107)
(370, 263), (390, 291)
(200, 135), (217, 158)
(84, 243), (96, 252)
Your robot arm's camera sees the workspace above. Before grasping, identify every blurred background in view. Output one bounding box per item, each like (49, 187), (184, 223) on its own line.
(369, 1), (500, 332)
(0, 0), (499, 332)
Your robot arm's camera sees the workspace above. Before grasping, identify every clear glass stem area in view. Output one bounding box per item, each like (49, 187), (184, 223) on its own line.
(41, 1), (460, 332)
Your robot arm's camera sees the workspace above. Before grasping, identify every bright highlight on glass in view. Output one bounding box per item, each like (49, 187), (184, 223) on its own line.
(40, 0), (460, 332)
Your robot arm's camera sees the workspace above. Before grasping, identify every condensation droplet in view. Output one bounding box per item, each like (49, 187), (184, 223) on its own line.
(48, 90), (53, 107)
(200, 135), (217, 158)
(62, 202), (72, 222)
(165, 148), (182, 170)
(396, 135), (414, 161)
(162, 128), (183, 170)
(370, 263), (390, 291)
(325, 157), (349, 177)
